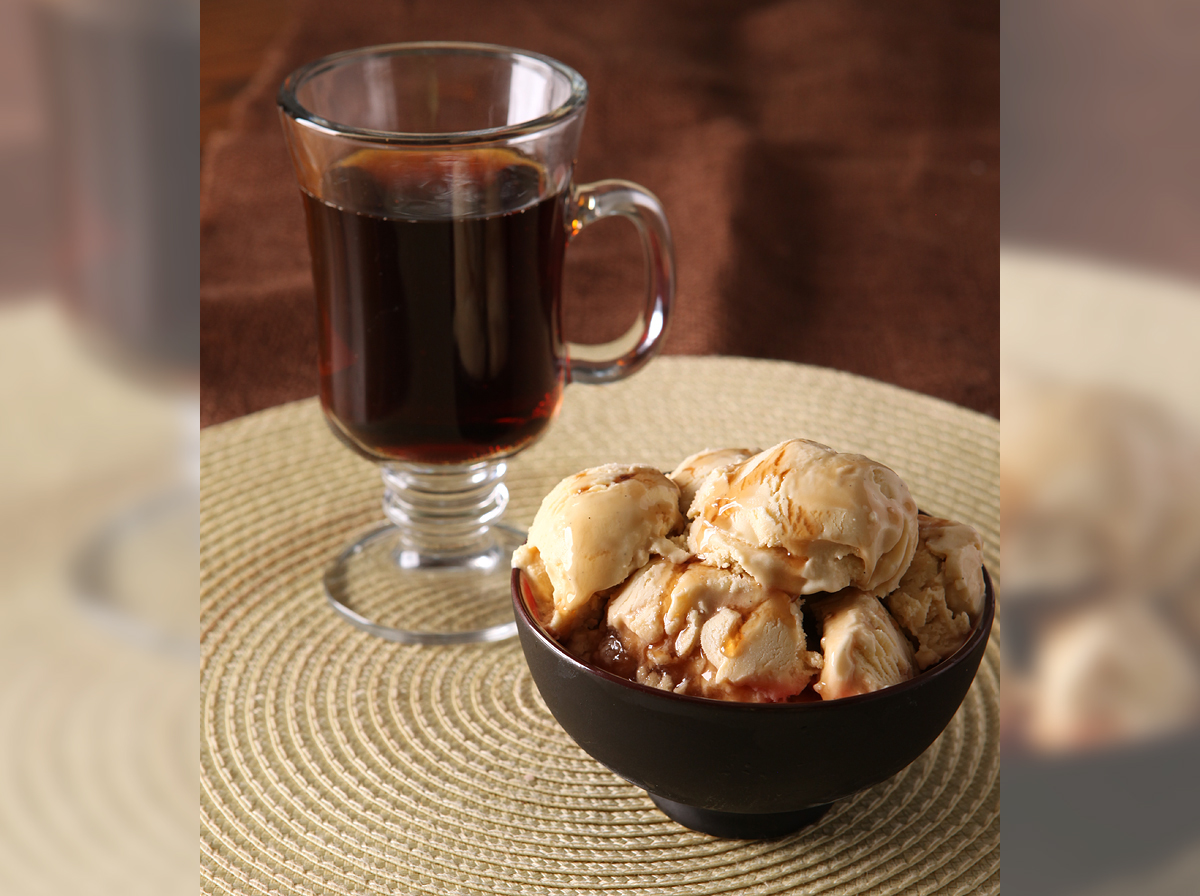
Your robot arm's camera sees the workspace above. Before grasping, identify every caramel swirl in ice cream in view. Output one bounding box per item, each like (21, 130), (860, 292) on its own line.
(668, 447), (759, 518)
(512, 464), (688, 638)
(603, 559), (823, 701)
(688, 440), (919, 597)
(514, 440), (985, 704)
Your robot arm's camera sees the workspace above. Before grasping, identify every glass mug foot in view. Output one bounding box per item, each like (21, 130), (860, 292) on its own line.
(72, 486), (199, 658)
(323, 522), (523, 645)
(324, 459), (522, 644)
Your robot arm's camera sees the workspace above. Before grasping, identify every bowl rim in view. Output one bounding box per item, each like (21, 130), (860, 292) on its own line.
(511, 565), (995, 711)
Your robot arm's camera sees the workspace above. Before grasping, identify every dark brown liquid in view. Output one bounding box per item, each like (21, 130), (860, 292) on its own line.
(303, 149), (567, 463)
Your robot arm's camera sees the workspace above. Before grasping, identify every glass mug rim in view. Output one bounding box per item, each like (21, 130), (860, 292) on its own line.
(277, 40), (589, 146)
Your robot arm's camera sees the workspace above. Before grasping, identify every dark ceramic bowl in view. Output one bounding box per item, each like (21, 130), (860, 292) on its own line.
(512, 567), (995, 839)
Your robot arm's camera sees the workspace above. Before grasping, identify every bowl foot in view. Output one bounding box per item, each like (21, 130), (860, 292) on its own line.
(649, 794), (832, 839)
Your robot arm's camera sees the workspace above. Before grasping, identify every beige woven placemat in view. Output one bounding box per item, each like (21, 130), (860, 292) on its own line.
(0, 301), (196, 896)
(201, 356), (999, 895)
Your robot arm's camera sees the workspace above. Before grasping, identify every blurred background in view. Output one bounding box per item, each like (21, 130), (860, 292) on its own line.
(198, 0), (1000, 426)
(1002, 1), (1200, 894)
(0, 0), (197, 893)
(0, 0), (1197, 892)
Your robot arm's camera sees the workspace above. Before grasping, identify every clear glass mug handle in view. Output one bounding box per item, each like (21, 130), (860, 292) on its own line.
(565, 180), (675, 383)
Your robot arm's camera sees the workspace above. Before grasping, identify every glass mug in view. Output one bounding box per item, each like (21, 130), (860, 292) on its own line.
(278, 42), (674, 644)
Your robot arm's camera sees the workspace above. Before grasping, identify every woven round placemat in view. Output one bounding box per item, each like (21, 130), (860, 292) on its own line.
(201, 357), (999, 895)
(0, 302), (196, 896)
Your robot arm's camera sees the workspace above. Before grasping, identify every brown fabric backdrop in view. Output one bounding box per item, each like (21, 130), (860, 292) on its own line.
(200, 0), (999, 427)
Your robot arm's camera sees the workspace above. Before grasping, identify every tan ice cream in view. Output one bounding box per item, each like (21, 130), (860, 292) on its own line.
(1024, 600), (1200, 752)
(813, 590), (917, 699)
(516, 441), (983, 703)
(512, 464), (688, 638)
(1001, 377), (1200, 599)
(668, 447), (758, 517)
(885, 514), (986, 669)
(603, 559), (822, 701)
(688, 440), (919, 597)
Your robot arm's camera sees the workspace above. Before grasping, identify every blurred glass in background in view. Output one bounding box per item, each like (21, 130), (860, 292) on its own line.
(1002, 1), (1200, 894)
(0, 0), (197, 893)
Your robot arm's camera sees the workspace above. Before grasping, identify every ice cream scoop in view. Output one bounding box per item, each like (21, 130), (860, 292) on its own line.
(669, 447), (759, 517)
(688, 440), (919, 596)
(885, 514), (985, 669)
(605, 559), (822, 701)
(813, 591), (916, 699)
(1024, 600), (1200, 752)
(512, 464), (688, 638)
(1001, 377), (1200, 599)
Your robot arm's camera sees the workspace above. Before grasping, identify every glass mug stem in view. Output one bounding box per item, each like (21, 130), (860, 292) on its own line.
(381, 460), (509, 560)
